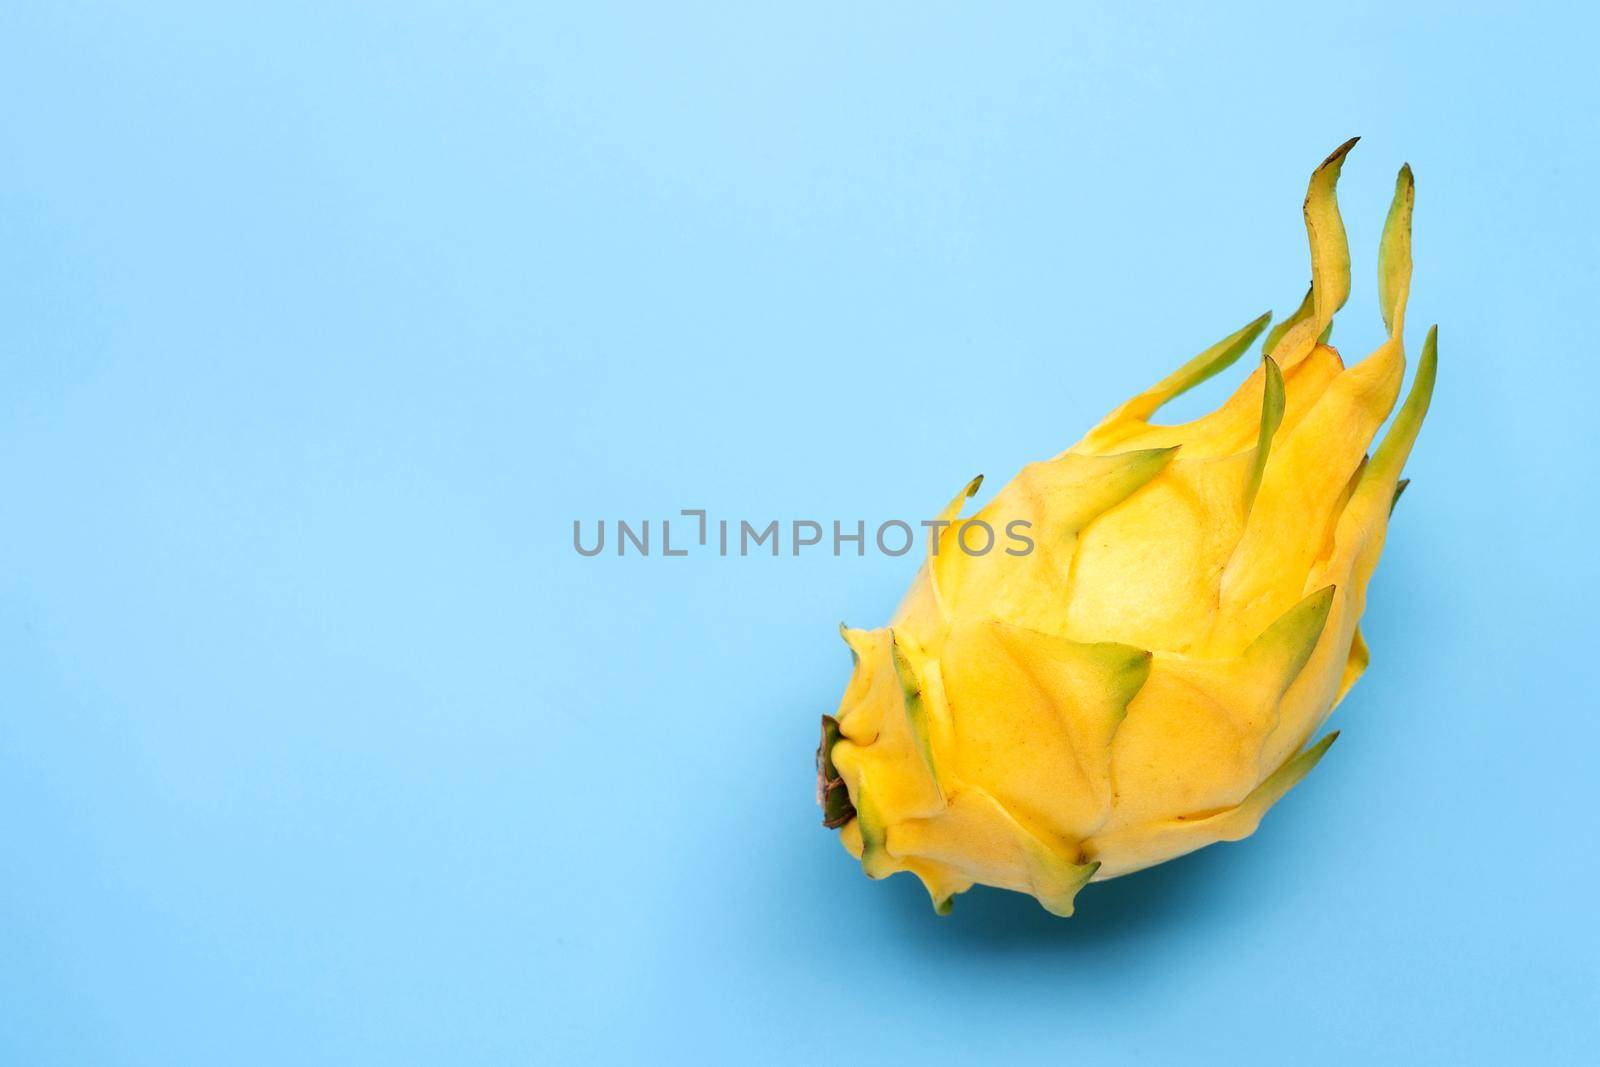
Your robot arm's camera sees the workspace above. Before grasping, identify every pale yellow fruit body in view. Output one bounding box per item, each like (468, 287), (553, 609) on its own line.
(824, 141), (1436, 916)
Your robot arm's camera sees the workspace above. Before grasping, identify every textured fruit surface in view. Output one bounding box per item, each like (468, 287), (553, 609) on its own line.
(820, 140), (1436, 917)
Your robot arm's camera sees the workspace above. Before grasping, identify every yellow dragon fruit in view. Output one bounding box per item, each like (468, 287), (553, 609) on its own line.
(817, 139), (1436, 916)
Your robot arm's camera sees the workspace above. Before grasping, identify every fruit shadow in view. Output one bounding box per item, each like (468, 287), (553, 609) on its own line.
(876, 834), (1274, 952)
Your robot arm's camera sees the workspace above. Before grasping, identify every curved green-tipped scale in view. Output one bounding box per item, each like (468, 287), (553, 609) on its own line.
(889, 633), (942, 797)
(1379, 165), (1416, 338)
(1367, 325), (1438, 491)
(1241, 585), (1337, 696)
(1244, 355), (1287, 513)
(852, 781), (894, 880)
(1105, 312), (1271, 424)
(927, 474), (983, 560)
(1306, 136), (1358, 331)
(1263, 138), (1358, 371)
(941, 617), (1151, 843)
(1080, 313), (1271, 451)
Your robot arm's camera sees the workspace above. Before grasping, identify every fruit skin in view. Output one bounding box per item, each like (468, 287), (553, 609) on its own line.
(820, 140), (1437, 917)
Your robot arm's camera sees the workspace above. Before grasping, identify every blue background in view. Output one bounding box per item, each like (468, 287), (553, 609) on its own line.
(2, 3), (1595, 1063)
